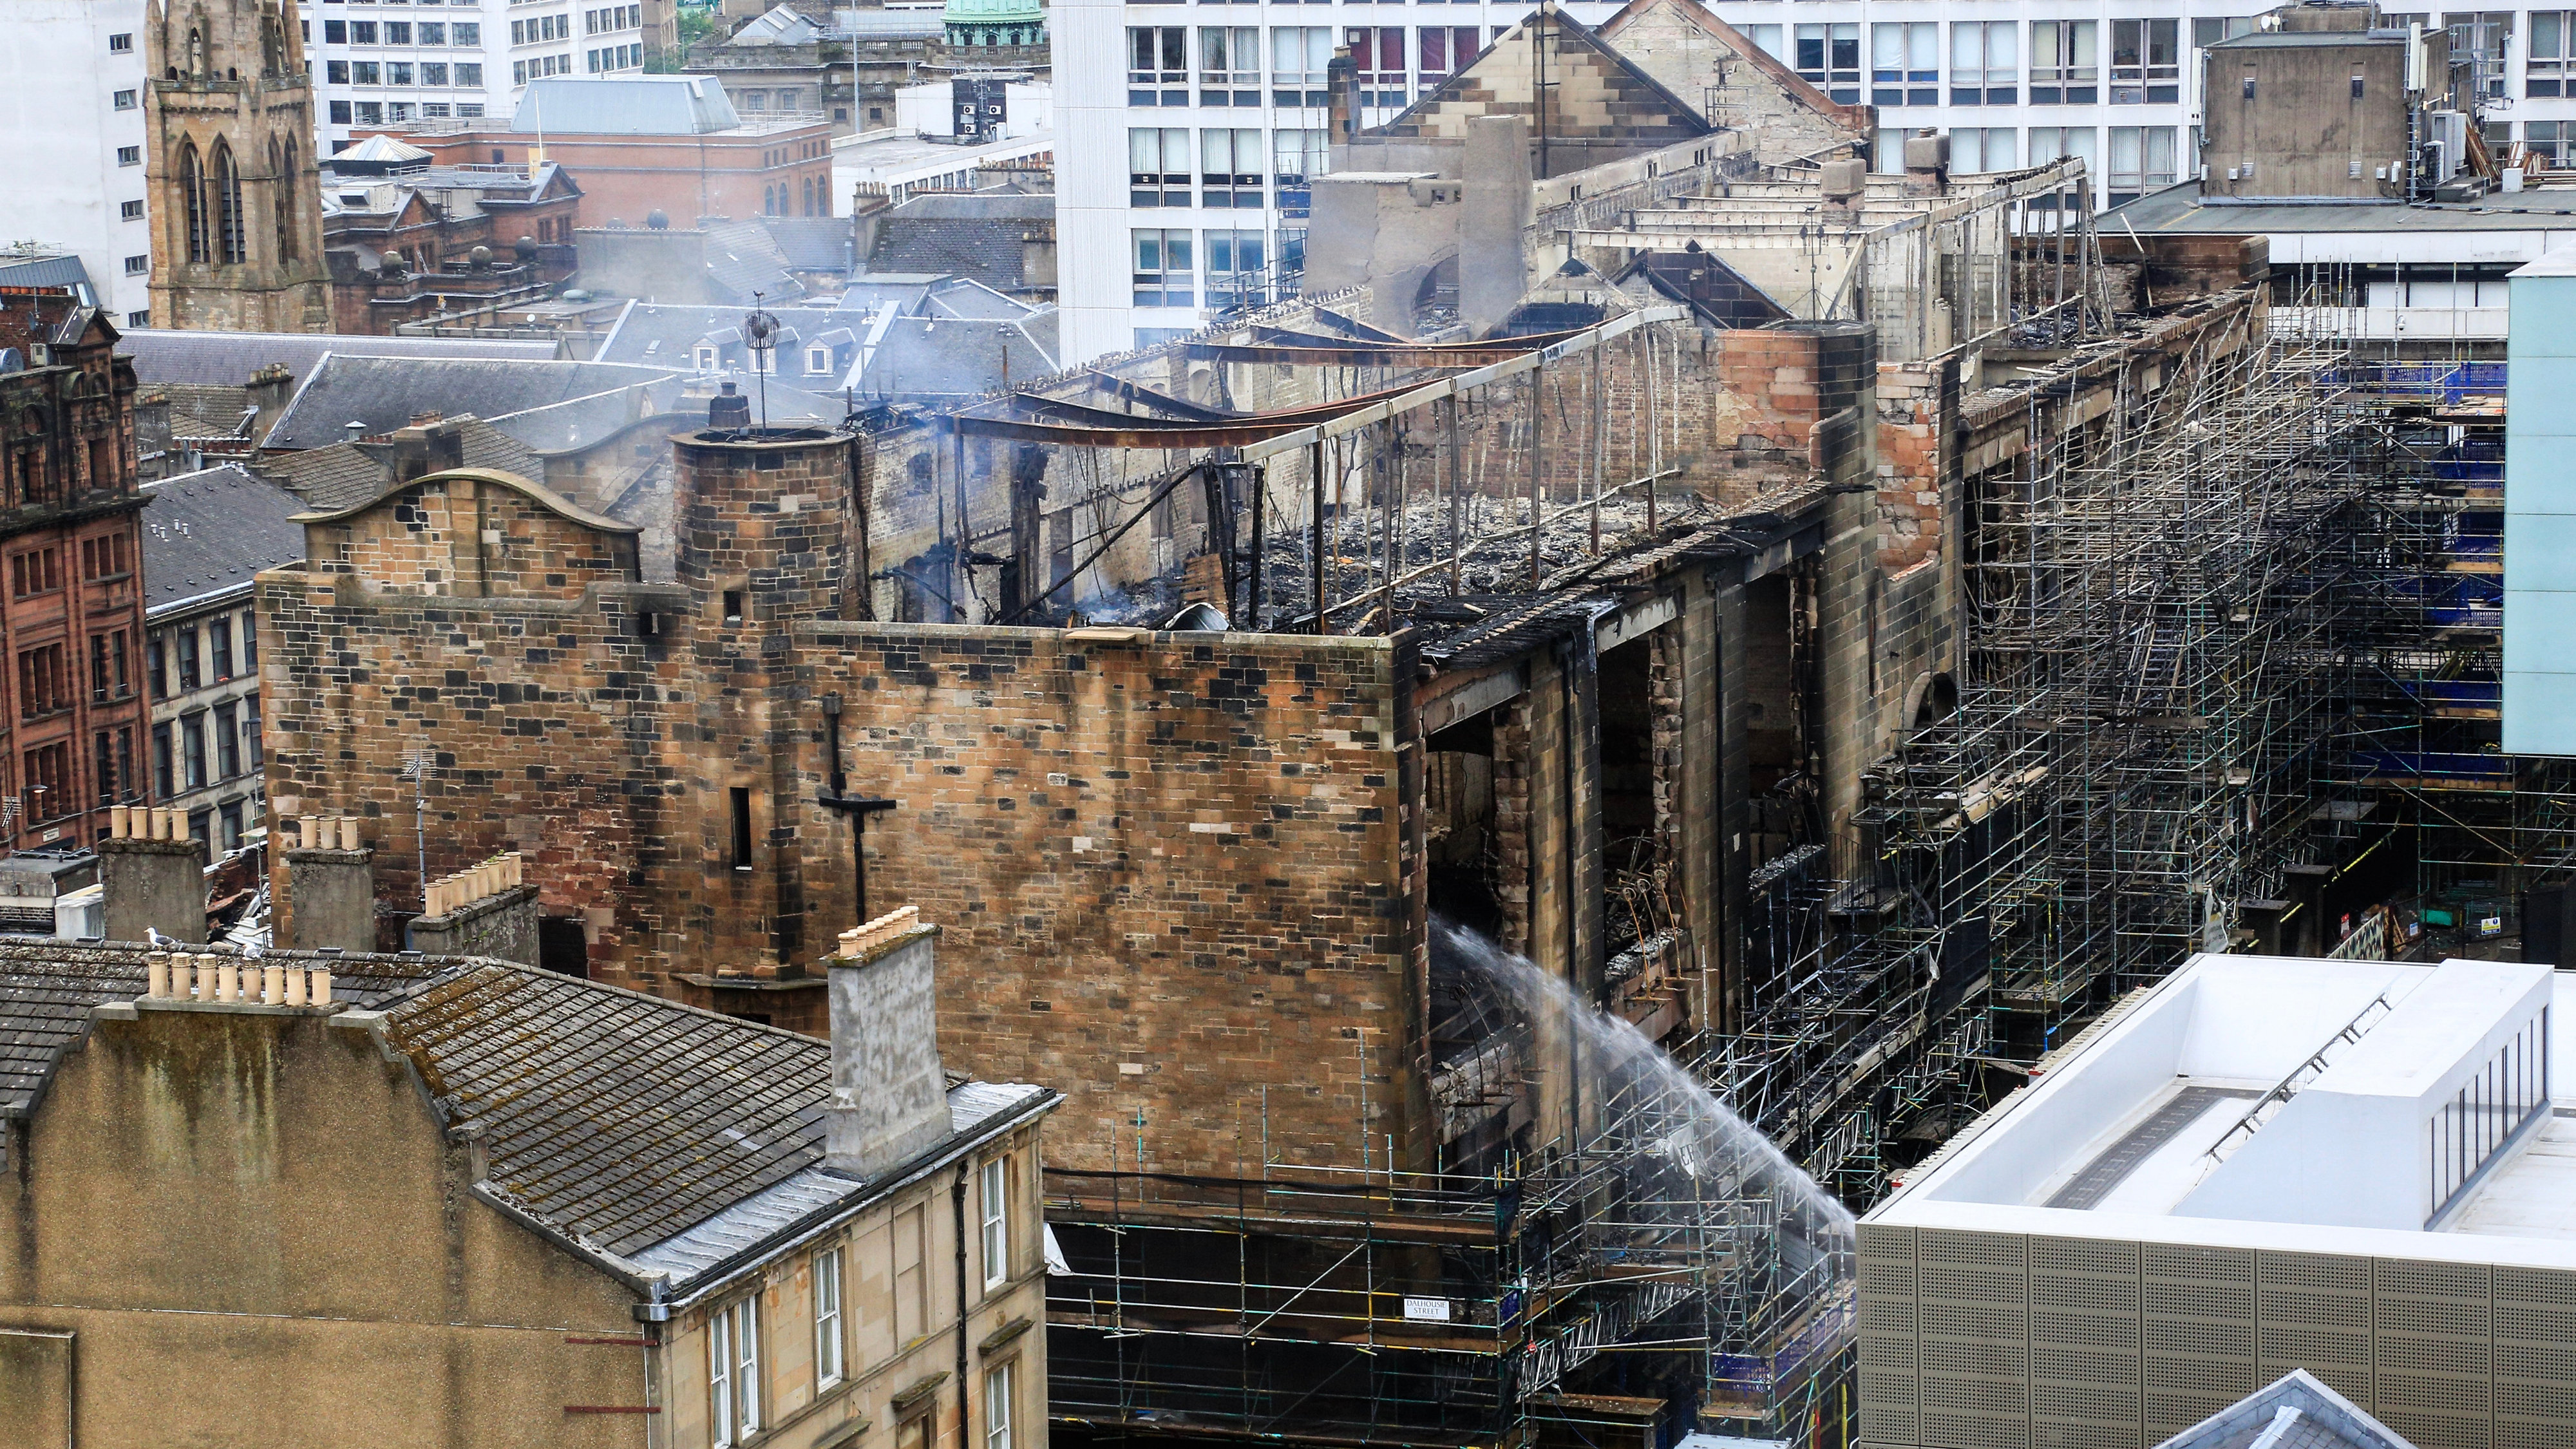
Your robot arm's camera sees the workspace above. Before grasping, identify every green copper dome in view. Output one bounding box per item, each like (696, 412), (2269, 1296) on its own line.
(944, 0), (1045, 48)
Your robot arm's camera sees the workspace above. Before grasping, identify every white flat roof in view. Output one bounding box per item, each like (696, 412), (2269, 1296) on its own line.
(1866, 953), (2576, 1267)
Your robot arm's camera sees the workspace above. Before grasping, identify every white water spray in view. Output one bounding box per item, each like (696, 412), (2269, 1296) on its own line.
(1435, 921), (1855, 1406)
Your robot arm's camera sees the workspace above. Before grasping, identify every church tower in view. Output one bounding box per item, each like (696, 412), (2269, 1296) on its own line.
(144, 0), (329, 332)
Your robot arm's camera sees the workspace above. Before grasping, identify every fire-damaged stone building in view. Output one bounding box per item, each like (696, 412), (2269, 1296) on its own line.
(249, 9), (2317, 1444)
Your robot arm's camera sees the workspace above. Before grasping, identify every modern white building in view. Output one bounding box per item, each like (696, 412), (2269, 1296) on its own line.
(1047, 0), (2576, 363)
(1858, 951), (2576, 1449)
(300, 0), (647, 156)
(0, 1), (155, 327)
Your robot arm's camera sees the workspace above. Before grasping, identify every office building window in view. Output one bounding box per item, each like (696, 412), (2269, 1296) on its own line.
(385, 20), (410, 43)
(1199, 127), (1263, 207)
(456, 64), (481, 88)
(1132, 229), (1194, 307)
(1741, 24), (1785, 63)
(1271, 26), (1332, 108)
(1130, 128), (1191, 207)
(1419, 26), (1481, 89)
(2110, 18), (2180, 103)
(1951, 21), (2017, 105)
(108, 32), (133, 51)
(2031, 20), (2099, 104)
(1274, 128), (1323, 218)
(330, 100), (353, 123)
(1873, 22), (1938, 107)
(1204, 227), (1266, 310)
(2535, 13), (2576, 95)
(2107, 126), (2179, 205)
(350, 19), (376, 43)
(1198, 25), (1259, 106)
(1128, 26), (1188, 105)
(2450, 12), (2512, 102)
(1795, 23), (1861, 102)
(421, 21), (445, 43)
(455, 24), (480, 46)
(1345, 26), (1406, 105)
(113, 89), (138, 110)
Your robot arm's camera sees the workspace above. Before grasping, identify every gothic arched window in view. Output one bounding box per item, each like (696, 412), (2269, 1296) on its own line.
(210, 141), (245, 263)
(179, 141), (209, 264)
(270, 138), (296, 261)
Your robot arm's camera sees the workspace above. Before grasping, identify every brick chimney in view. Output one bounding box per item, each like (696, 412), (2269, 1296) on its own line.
(823, 907), (952, 1179)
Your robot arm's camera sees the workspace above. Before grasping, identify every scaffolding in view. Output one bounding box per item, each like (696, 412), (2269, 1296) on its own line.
(1046, 936), (1859, 1448)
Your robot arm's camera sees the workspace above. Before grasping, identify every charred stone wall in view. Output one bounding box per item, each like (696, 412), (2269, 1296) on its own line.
(783, 623), (1423, 1175)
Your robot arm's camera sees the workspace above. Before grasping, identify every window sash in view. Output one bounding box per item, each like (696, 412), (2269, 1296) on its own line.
(815, 1247), (845, 1386)
(981, 1159), (1010, 1288)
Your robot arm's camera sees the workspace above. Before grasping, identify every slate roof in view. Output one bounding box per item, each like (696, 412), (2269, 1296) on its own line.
(592, 301), (855, 384)
(864, 192), (1053, 291)
(139, 466), (308, 616)
(855, 310), (1058, 398)
(699, 218), (810, 305)
(119, 329), (562, 386)
(374, 963), (1053, 1282)
(0, 251), (95, 294)
(0, 943), (1054, 1298)
(155, 382), (259, 439)
(256, 416), (547, 511)
(265, 355), (674, 450)
(0, 944), (443, 1119)
(758, 214), (858, 272)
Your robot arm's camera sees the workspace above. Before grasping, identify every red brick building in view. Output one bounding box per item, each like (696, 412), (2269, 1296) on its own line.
(379, 75), (833, 229)
(0, 291), (151, 853)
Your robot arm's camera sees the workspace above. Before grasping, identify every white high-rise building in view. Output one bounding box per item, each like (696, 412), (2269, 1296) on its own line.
(300, 0), (649, 154)
(0, 1), (155, 326)
(1052, 0), (2576, 365)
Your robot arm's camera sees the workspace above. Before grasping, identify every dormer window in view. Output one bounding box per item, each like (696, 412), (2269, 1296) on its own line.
(694, 345), (717, 370)
(806, 345), (831, 374)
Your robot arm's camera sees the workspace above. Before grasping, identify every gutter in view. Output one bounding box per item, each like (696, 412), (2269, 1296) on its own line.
(653, 1086), (1062, 1312)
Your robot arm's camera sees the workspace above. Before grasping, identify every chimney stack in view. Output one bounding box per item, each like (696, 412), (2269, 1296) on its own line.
(100, 808), (206, 945)
(283, 813), (377, 953)
(824, 906), (952, 1180)
(707, 381), (751, 430)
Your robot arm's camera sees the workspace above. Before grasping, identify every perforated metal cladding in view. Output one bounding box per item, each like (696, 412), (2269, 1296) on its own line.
(2258, 1250), (2373, 1413)
(2376, 1258), (2492, 1449)
(2141, 1242), (2259, 1439)
(1861, 1224), (1922, 1447)
(2029, 1236), (2142, 1449)
(1917, 1229), (2029, 1449)
(2493, 1264), (2576, 1449)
